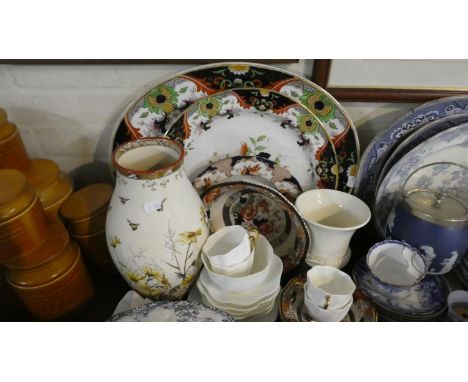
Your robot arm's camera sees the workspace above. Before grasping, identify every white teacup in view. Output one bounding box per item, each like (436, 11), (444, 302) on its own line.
(295, 190), (371, 268)
(366, 240), (426, 288)
(304, 266), (356, 310)
(304, 293), (353, 322)
(203, 226), (251, 268)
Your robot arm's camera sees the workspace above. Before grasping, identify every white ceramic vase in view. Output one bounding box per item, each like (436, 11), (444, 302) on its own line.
(106, 138), (209, 299)
(295, 189), (371, 268)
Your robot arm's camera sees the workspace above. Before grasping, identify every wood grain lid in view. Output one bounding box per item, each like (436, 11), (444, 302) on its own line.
(0, 169), (36, 222)
(25, 159), (60, 189)
(60, 183), (113, 221)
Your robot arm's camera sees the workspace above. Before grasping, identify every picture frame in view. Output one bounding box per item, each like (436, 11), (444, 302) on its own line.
(312, 59), (468, 102)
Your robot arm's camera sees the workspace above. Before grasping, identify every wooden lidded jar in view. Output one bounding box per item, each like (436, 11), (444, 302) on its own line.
(0, 108), (30, 172)
(25, 159), (74, 221)
(60, 183), (113, 236)
(5, 239), (94, 320)
(0, 169), (49, 264)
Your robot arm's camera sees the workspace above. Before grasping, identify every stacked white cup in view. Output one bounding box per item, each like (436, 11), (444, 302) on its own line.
(196, 225), (283, 320)
(303, 265), (356, 322)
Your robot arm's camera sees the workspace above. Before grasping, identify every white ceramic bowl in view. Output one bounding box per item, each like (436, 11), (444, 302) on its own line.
(304, 265), (356, 309)
(201, 234), (273, 292)
(197, 254), (283, 306)
(203, 225), (251, 268)
(203, 249), (255, 277)
(199, 285), (280, 320)
(304, 293), (353, 322)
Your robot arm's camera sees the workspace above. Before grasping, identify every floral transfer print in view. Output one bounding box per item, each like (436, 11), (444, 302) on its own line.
(118, 63), (357, 193)
(166, 88), (338, 190)
(193, 155), (302, 201)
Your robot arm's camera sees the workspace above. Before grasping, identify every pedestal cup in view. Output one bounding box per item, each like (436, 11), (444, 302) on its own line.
(295, 190), (371, 268)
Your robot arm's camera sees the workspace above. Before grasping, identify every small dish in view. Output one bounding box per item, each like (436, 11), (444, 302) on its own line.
(280, 275), (378, 322)
(197, 254), (283, 306)
(194, 155), (302, 201)
(198, 284), (280, 320)
(201, 234), (273, 292)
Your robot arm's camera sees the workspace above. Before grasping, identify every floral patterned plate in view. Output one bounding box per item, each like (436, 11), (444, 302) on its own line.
(109, 300), (234, 322)
(114, 62), (358, 192)
(354, 95), (468, 206)
(279, 274), (378, 322)
(194, 155), (302, 201)
(375, 112), (468, 193)
(200, 181), (310, 275)
(353, 257), (450, 317)
(166, 88), (338, 191)
(374, 123), (468, 237)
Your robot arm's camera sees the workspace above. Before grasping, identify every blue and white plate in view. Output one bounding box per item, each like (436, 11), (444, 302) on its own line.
(374, 123), (468, 237)
(109, 300), (234, 322)
(354, 96), (468, 205)
(375, 112), (468, 194)
(353, 257), (450, 317)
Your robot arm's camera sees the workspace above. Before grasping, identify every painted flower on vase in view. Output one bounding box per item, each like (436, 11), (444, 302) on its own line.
(178, 228), (203, 245)
(144, 85), (178, 114)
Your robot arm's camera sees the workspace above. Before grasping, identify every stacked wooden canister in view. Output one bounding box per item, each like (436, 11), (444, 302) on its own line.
(0, 107), (100, 320)
(60, 183), (116, 273)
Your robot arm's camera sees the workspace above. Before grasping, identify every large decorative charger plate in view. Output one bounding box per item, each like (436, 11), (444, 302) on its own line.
(353, 257), (450, 317)
(109, 300), (234, 322)
(112, 62), (358, 192)
(354, 96), (468, 204)
(374, 123), (468, 237)
(166, 88), (337, 191)
(200, 181), (310, 274)
(279, 275), (377, 322)
(194, 155), (302, 201)
(375, 112), (468, 195)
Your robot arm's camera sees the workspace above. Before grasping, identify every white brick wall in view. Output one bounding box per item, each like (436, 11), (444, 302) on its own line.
(0, 60), (412, 186)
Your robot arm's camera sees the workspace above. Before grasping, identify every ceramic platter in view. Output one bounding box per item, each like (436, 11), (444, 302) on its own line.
(374, 123), (468, 237)
(376, 112), (468, 191)
(194, 155), (302, 201)
(109, 300), (234, 322)
(200, 181), (310, 274)
(279, 275), (378, 322)
(353, 257), (450, 317)
(166, 88), (337, 191)
(355, 95), (468, 204)
(187, 285), (280, 322)
(111, 62), (358, 192)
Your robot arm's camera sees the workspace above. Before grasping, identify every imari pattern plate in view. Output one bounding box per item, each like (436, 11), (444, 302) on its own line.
(112, 62), (358, 192)
(166, 88), (338, 191)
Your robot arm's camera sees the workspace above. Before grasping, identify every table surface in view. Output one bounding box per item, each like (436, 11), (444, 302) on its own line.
(0, 226), (464, 322)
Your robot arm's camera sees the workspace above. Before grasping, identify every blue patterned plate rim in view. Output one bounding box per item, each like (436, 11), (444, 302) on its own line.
(354, 95), (468, 204)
